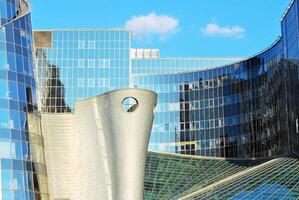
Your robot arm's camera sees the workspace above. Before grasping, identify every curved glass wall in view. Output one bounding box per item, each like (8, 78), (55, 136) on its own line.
(131, 58), (242, 75)
(0, 0), (48, 199)
(132, 38), (299, 157)
(132, 0), (299, 158)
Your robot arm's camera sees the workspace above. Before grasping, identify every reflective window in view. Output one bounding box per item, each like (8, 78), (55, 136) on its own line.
(8, 81), (18, 100)
(1, 170), (12, 190)
(78, 40), (85, 49)
(0, 140), (11, 159)
(0, 108), (10, 128)
(0, 79), (8, 98)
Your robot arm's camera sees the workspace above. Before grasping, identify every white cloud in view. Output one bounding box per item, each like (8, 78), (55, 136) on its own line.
(125, 13), (179, 41)
(201, 23), (245, 39)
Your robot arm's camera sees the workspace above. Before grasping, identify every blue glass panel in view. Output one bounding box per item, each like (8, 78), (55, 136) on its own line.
(0, 79), (8, 98)
(8, 81), (18, 100)
(10, 110), (20, 129)
(0, 99), (9, 109)
(13, 170), (24, 191)
(0, 108), (10, 128)
(11, 140), (22, 160)
(0, 139), (11, 159)
(1, 169), (12, 190)
(1, 159), (12, 169)
(0, 128), (10, 139)
(2, 190), (12, 199)
(14, 191), (24, 200)
(0, 51), (7, 69)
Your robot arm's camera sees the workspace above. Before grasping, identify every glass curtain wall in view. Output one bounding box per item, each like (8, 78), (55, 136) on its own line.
(132, 0), (299, 158)
(35, 30), (131, 112)
(0, 0), (48, 199)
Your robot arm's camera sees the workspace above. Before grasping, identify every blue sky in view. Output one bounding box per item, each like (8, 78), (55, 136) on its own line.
(30, 0), (291, 57)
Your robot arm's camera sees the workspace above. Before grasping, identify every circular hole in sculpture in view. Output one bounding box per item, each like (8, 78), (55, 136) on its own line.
(122, 97), (138, 112)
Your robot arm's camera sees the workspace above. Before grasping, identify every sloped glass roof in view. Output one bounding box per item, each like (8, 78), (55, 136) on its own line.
(144, 152), (267, 199)
(183, 156), (299, 200)
(144, 152), (299, 200)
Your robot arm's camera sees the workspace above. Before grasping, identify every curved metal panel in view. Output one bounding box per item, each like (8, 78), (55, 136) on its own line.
(41, 88), (157, 200)
(94, 89), (157, 200)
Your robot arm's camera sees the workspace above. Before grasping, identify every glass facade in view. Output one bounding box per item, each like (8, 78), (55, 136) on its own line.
(34, 31), (239, 113)
(35, 30), (131, 112)
(131, 58), (242, 75)
(132, 0), (299, 158)
(133, 38), (299, 158)
(0, 0), (48, 199)
(34, 0), (299, 159)
(282, 0), (299, 61)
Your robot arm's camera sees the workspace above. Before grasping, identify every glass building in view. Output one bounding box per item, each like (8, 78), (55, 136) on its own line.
(34, 0), (299, 159)
(0, 0), (48, 199)
(33, 30), (239, 113)
(134, 38), (299, 158)
(34, 30), (132, 112)
(132, 0), (299, 158)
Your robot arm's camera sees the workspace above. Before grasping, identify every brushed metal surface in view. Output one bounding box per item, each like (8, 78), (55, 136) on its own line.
(41, 88), (157, 200)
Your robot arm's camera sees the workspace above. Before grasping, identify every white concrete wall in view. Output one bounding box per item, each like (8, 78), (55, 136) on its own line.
(41, 88), (157, 200)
